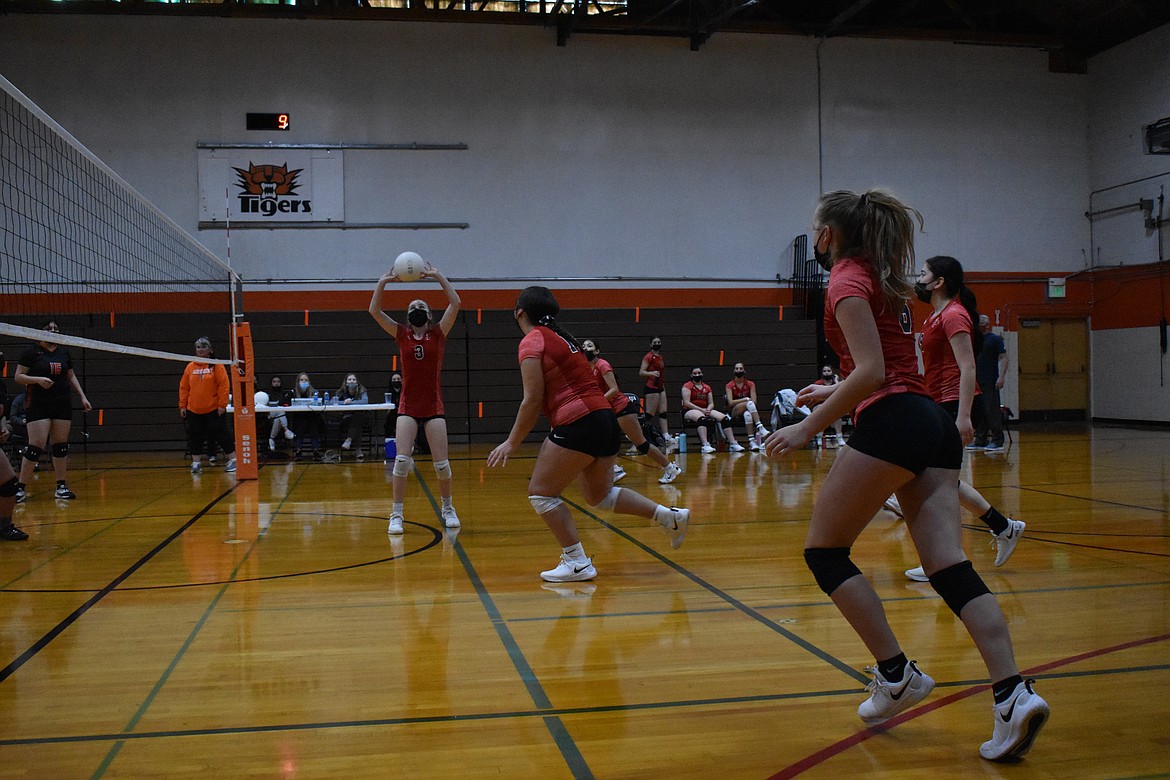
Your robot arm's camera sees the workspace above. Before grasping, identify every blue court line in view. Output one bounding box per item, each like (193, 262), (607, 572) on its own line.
(414, 470), (594, 780)
(4, 662), (1166, 749)
(564, 499), (869, 685)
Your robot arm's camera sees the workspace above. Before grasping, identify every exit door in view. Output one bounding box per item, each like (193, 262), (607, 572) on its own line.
(1016, 318), (1088, 421)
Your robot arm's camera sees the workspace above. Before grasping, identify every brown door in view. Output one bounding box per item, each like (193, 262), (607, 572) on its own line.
(1017, 317), (1088, 420)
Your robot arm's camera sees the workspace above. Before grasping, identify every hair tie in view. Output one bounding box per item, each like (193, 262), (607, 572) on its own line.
(538, 314), (556, 327)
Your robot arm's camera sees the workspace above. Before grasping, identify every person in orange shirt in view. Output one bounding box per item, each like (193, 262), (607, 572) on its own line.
(179, 336), (236, 475)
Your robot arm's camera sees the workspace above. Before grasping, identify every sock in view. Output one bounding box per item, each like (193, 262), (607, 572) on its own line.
(391, 501), (404, 517)
(980, 506), (1010, 535)
(653, 505), (671, 525)
(57, 480), (66, 488)
(992, 674), (1024, 704)
(561, 542), (587, 563)
(442, 496), (454, 510)
(877, 652), (908, 683)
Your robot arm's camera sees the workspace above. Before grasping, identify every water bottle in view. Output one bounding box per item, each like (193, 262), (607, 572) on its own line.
(323, 391), (331, 406)
(313, 391), (320, 405)
(678, 433), (687, 453)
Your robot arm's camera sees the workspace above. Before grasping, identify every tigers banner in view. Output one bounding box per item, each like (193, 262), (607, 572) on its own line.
(197, 148), (345, 223)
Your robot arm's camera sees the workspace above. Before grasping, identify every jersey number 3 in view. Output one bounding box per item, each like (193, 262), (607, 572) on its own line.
(413, 345), (425, 361)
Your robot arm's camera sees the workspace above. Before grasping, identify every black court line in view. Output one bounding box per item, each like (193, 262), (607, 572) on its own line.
(0, 484), (240, 686)
(414, 471), (594, 779)
(1017, 483), (1170, 515)
(4, 661), (1166, 749)
(563, 498), (869, 685)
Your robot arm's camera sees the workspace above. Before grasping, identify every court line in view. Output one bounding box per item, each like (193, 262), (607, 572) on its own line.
(564, 498), (870, 685)
(766, 631), (1170, 779)
(0, 484), (241, 686)
(1016, 484), (1170, 515)
(3, 661), (1166, 748)
(414, 469), (594, 779)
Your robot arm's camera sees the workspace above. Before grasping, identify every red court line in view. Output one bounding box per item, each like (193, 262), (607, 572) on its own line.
(768, 632), (1170, 779)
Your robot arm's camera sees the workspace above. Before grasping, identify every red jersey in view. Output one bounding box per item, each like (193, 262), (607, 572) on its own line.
(642, 351), (665, 390)
(394, 326), (447, 417)
(592, 357), (631, 414)
(726, 378), (755, 402)
(519, 327), (609, 428)
(683, 380), (713, 410)
(824, 256), (927, 419)
(920, 299), (979, 404)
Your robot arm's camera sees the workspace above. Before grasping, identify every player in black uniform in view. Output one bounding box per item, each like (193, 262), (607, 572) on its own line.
(13, 321), (92, 502)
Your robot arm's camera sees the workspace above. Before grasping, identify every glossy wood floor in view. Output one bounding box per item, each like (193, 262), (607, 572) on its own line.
(2, 425), (1168, 779)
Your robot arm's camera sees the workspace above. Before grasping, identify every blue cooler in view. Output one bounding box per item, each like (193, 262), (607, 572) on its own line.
(384, 438), (397, 460)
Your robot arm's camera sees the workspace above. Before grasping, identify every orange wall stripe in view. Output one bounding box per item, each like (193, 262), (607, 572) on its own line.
(478, 401), (483, 418)
(304, 310), (309, 326)
(392, 355), (397, 372)
(635, 306), (640, 323)
(477, 308), (482, 325)
(98, 409), (104, 426)
(109, 312), (115, 328)
(719, 350), (724, 366)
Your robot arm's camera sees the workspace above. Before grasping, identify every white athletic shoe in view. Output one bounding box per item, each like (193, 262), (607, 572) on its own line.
(858, 661), (935, 724)
(700, 444), (716, 454)
(441, 506), (461, 529)
(836, 434), (846, 447)
(993, 519), (1025, 566)
(225, 458), (237, 473)
(655, 506), (690, 549)
(341, 438), (352, 451)
(284, 429), (297, 440)
(387, 514), (404, 535)
(190, 461), (202, 475)
(268, 438), (277, 451)
(613, 465), (627, 482)
(729, 442), (746, 452)
(904, 566), (929, 582)
(756, 423), (770, 437)
(540, 555), (596, 582)
(883, 496), (904, 517)
(980, 680), (1049, 761)
(658, 462), (682, 484)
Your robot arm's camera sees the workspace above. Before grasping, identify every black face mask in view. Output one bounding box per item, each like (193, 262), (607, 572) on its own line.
(391, 380), (402, 390)
(913, 282), (933, 304)
(651, 343), (662, 353)
(408, 309), (429, 327)
(733, 370), (745, 378)
(692, 375), (703, 383)
(812, 230), (833, 272)
(583, 349), (596, 361)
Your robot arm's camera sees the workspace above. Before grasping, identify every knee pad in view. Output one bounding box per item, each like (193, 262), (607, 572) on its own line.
(804, 547), (862, 596)
(928, 560), (991, 616)
(591, 486), (621, 511)
(745, 400), (757, 414)
(636, 440), (651, 455)
(433, 459), (453, 481)
(0, 476), (18, 498)
(528, 494), (563, 515)
(51, 443), (69, 459)
(744, 412), (753, 427)
(20, 444), (44, 463)
(720, 417), (734, 430)
(658, 412), (668, 421)
(392, 454), (414, 477)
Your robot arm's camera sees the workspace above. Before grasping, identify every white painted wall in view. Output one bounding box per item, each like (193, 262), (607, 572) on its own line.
(0, 14), (1091, 287)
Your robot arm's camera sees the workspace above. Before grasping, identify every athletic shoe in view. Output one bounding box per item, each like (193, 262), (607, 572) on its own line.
(749, 441), (761, 451)
(284, 429), (297, 440)
(14, 484), (26, 503)
(268, 438), (277, 451)
(858, 661), (935, 724)
(387, 514), (404, 535)
(356, 450), (364, 461)
(967, 441), (987, 450)
(993, 519), (1025, 566)
(883, 496), (904, 517)
(54, 484), (76, 500)
(700, 444), (716, 454)
(441, 506), (461, 529)
(729, 442), (746, 452)
(756, 423), (770, 437)
(984, 442), (1005, 452)
(541, 555), (596, 582)
(613, 465), (627, 482)
(208, 456), (217, 466)
(655, 506), (690, 549)
(980, 680), (1049, 761)
(0, 525), (29, 542)
(904, 566), (929, 582)
(225, 458), (237, 473)
(191, 461), (203, 475)
(659, 462), (682, 484)
(341, 438), (352, 451)
(836, 434), (847, 447)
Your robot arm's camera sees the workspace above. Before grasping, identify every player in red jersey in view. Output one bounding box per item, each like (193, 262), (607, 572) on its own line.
(900, 255), (1025, 581)
(581, 339), (680, 485)
(488, 287), (690, 582)
(639, 337), (675, 447)
(369, 261), (462, 534)
(724, 362), (770, 451)
(766, 190), (1047, 761)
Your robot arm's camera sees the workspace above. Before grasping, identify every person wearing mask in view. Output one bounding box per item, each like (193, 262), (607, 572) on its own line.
(369, 261), (462, 533)
(383, 373), (403, 440)
(14, 320), (93, 501)
(582, 339), (681, 485)
(336, 373), (369, 457)
(639, 337), (675, 447)
(488, 287), (690, 582)
(901, 256), (1025, 582)
(973, 314), (1008, 451)
(766, 190), (1047, 761)
(724, 362), (770, 451)
(291, 371), (324, 460)
(682, 368), (744, 454)
(813, 365), (848, 448)
(179, 336), (237, 475)
(266, 376), (296, 451)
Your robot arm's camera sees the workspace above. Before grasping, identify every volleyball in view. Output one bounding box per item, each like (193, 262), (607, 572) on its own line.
(393, 251), (425, 282)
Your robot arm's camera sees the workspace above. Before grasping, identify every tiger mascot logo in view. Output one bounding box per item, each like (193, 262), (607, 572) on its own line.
(233, 162), (312, 216)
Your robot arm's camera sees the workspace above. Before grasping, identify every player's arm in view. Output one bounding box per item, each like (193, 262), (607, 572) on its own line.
(681, 384), (696, 412)
(950, 331), (977, 444)
(14, 364), (50, 389)
(601, 369), (621, 400)
(368, 271), (401, 337)
(67, 369), (92, 412)
(639, 357), (657, 380)
(428, 266), (462, 336)
(997, 349), (1008, 390)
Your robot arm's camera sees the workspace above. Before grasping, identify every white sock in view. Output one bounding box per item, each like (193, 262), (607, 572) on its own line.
(562, 542), (587, 562)
(653, 505), (672, 525)
(442, 496), (454, 510)
(392, 501), (404, 517)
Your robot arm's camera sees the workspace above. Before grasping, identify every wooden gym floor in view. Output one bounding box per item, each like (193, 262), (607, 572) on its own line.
(1, 425), (1168, 778)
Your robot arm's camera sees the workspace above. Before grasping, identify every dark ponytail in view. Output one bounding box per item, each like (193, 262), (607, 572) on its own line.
(516, 285), (583, 351)
(924, 256), (983, 356)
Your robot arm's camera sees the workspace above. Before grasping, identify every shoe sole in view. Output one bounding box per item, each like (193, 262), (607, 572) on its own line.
(983, 708), (1049, 761)
(541, 569), (596, 583)
(904, 570), (929, 583)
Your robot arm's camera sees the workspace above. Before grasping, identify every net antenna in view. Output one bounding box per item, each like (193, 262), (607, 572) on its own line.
(0, 72), (239, 366)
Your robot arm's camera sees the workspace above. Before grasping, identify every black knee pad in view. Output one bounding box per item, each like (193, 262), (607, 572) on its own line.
(0, 476), (18, 498)
(804, 547), (862, 596)
(720, 418), (734, 430)
(20, 444), (44, 463)
(658, 412), (668, 421)
(928, 560), (991, 616)
(51, 443), (69, 459)
(636, 440), (651, 455)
